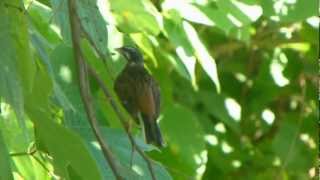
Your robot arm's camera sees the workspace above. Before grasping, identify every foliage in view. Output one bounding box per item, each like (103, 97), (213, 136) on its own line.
(0, 0), (318, 179)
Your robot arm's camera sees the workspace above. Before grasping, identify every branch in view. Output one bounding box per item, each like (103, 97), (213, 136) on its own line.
(87, 66), (157, 180)
(10, 148), (36, 157)
(67, 0), (123, 179)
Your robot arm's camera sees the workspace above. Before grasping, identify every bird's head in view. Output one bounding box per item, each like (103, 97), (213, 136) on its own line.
(116, 46), (144, 65)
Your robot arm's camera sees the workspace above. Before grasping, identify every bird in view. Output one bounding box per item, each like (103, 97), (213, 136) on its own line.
(114, 46), (164, 148)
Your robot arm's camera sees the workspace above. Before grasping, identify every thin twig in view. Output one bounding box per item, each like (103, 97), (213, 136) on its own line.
(10, 148), (55, 177)
(87, 66), (157, 180)
(10, 148), (36, 157)
(67, 0), (123, 179)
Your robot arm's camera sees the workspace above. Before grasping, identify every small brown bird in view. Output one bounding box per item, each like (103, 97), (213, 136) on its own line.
(114, 46), (163, 147)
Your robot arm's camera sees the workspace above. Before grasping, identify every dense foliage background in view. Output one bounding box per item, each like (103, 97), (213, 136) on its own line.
(0, 0), (318, 179)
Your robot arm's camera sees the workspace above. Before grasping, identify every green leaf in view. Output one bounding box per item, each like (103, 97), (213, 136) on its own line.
(50, 44), (120, 179)
(157, 103), (206, 179)
(24, 67), (104, 179)
(27, 0), (61, 44)
(162, 1), (214, 26)
(197, 6), (235, 33)
(260, 0), (318, 22)
(216, 0), (262, 24)
(0, 0), (36, 140)
(130, 33), (158, 67)
(165, 0), (262, 34)
(0, 131), (13, 180)
(110, 0), (161, 35)
(77, 0), (109, 57)
(183, 21), (221, 93)
(50, 0), (71, 42)
(163, 16), (198, 90)
(272, 114), (316, 173)
(51, 0), (109, 56)
(30, 33), (75, 112)
(35, 116), (104, 180)
(198, 91), (240, 133)
(229, 25), (253, 44)
(0, 105), (49, 180)
(100, 128), (172, 180)
(162, 52), (190, 80)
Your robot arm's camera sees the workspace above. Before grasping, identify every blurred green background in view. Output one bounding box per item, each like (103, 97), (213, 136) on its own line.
(0, 0), (318, 179)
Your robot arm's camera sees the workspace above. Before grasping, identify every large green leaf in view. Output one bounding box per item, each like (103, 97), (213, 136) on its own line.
(27, 0), (61, 44)
(0, 0), (35, 140)
(260, 0), (318, 22)
(272, 114), (316, 173)
(130, 33), (158, 67)
(0, 131), (13, 180)
(163, 0), (262, 35)
(49, 43), (118, 179)
(51, 0), (109, 57)
(215, 0), (262, 25)
(80, 127), (172, 180)
(154, 104), (206, 179)
(0, 105), (49, 180)
(183, 21), (221, 93)
(50, 0), (71, 42)
(30, 32), (75, 113)
(109, 0), (161, 35)
(161, 51), (190, 80)
(198, 91), (241, 133)
(163, 15), (198, 90)
(76, 0), (109, 56)
(24, 65), (104, 179)
(162, 1), (214, 26)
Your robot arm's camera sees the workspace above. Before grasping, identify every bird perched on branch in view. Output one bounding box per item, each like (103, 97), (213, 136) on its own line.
(114, 46), (164, 148)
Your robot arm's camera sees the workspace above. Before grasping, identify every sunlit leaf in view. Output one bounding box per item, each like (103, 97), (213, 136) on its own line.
(27, 1), (61, 44)
(0, 131), (13, 180)
(261, 0), (318, 22)
(162, 1), (214, 26)
(183, 21), (221, 93)
(77, 0), (109, 57)
(130, 33), (158, 66)
(0, 0), (35, 140)
(24, 67), (104, 179)
(162, 14), (198, 89)
(273, 114), (316, 173)
(110, 0), (161, 35)
(100, 128), (172, 180)
(157, 103), (206, 179)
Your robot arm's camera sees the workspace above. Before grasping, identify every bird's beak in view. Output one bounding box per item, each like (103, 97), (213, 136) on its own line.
(115, 47), (123, 53)
(111, 47), (123, 56)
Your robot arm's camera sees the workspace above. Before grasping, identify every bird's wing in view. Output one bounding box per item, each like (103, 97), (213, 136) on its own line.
(138, 82), (156, 120)
(151, 79), (161, 119)
(114, 73), (139, 121)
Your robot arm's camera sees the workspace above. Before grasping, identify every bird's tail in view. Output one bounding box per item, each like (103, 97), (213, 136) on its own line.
(141, 114), (164, 148)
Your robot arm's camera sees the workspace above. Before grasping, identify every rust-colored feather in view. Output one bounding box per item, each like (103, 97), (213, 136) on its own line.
(137, 84), (156, 120)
